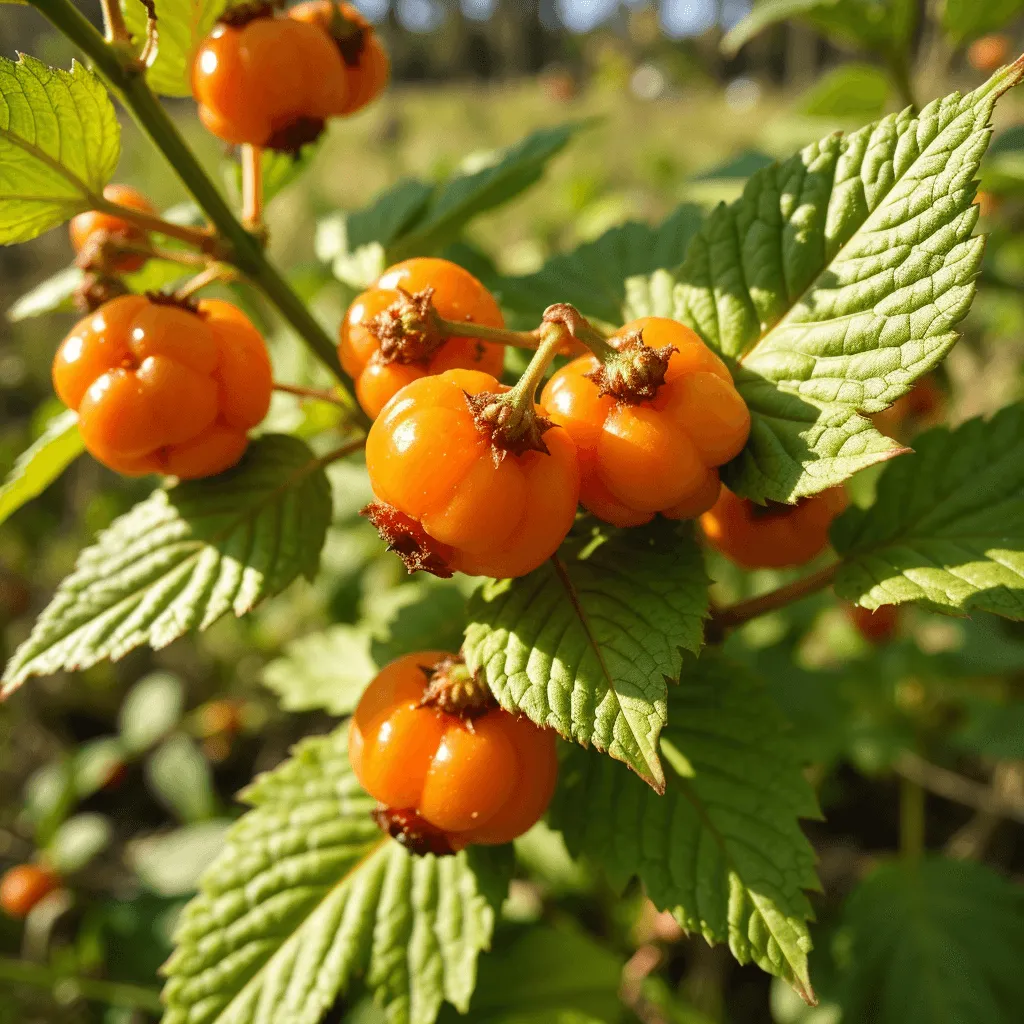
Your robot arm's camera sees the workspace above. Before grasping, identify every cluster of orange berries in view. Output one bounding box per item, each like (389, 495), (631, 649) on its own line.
(193, 1), (389, 150)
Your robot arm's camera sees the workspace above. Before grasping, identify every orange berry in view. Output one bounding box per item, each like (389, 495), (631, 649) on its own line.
(70, 184), (155, 273)
(288, 1), (390, 114)
(340, 258), (506, 419)
(968, 35), (1010, 74)
(365, 369), (580, 579)
(192, 12), (349, 149)
(349, 653), (559, 849)
(540, 317), (750, 526)
(0, 864), (60, 919)
(52, 296), (272, 480)
(700, 487), (848, 570)
(872, 376), (944, 441)
(846, 603), (900, 645)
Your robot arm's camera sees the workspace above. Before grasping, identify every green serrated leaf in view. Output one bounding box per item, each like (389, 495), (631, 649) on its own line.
(0, 55), (120, 243)
(464, 524), (709, 793)
(391, 123), (585, 259)
(495, 205), (703, 327)
(263, 623), (377, 716)
(832, 404), (1024, 618)
(550, 652), (820, 1000)
(0, 410), (83, 527)
(122, 0), (233, 98)
(162, 725), (510, 1024)
(839, 858), (1024, 1024)
(669, 64), (1023, 501)
(2, 435), (331, 696)
(437, 927), (623, 1024)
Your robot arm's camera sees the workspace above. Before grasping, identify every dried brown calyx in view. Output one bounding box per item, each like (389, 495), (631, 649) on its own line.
(371, 807), (456, 857)
(145, 291), (201, 315)
(361, 501), (454, 578)
(369, 287), (447, 365)
(217, 1), (275, 28)
(265, 116), (326, 155)
(419, 653), (496, 719)
(463, 390), (555, 462)
(585, 328), (676, 404)
(74, 273), (129, 314)
(325, 5), (369, 66)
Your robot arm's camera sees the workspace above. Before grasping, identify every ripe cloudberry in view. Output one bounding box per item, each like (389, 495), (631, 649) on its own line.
(349, 652), (558, 853)
(846, 603), (900, 645)
(873, 376), (944, 441)
(288, 1), (389, 114)
(53, 295), (272, 479)
(0, 864), (60, 919)
(539, 317), (750, 527)
(364, 368), (580, 579)
(192, 8), (349, 149)
(700, 487), (848, 570)
(340, 258), (506, 419)
(70, 184), (154, 273)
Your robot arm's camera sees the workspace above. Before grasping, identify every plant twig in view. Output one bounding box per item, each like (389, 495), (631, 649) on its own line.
(135, 0), (158, 68)
(98, 0), (131, 45)
(316, 436), (368, 467)
(241, 144), (263, 231)
(0, 956), (163, 1012)
(896, 752), (1024, 825)
(708, 563), (839, 633)
(93, 194), (223, 254)
(946, 763), (1024, 860)
(174, 263), (237, 300)
(28, 0), (365, 427)
(274, 383), (350, 406)
(899, 773), (926, 862)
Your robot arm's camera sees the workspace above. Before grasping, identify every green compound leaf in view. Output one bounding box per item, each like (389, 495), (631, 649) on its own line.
(464, 524), (709, 794)
(832, 404), (1024, 619)
(0, 410), (84, 527)
(549, 652), (820, 1001)
(0, 55), (120, 243)
(2, 435), (331, 697)
(670, 62), (1024, 502)
(122, 0), (238, 98)
(495, 204), (703, 328)
(162, 725), (510, 1024)
(839, 858), (1024, 1024)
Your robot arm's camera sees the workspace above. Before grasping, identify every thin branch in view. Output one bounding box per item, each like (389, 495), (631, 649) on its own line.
(708, 563), (839, 633)
(98, 0), (131, 45)
(241, 144), (264, 231)
(896, 752), (1024, 825)
(135, 0), (158, 68)
(274, 383), (350, 406)
(173, 263), (237, 300)
(317, 436), (368, 467)
(93, 195), (223, 254)
(0, 956), (162, 1012)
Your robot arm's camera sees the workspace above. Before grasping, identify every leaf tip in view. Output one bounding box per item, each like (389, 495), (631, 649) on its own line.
(794, 977), (817, 1007)
(986, 54), (1024, 100)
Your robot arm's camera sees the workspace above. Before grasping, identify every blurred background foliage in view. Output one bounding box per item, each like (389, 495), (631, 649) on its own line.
(2, 1), (1024, 1022)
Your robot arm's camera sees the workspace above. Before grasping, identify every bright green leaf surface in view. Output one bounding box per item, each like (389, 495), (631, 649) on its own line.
(465, 524), (709, 793)
(162, 726), (510, 1024)
(122, 0), (233, 97)
(670, 64), (1022, 501)
(797, 63), (891, 119)
(839, 858), (1024, 1024)
(0, 55), (120, 242)
(0, 410), (83, 527)
(550, 653), (820, 999)
(2, 435), (331, 696)
(832, 405), (1024, 618)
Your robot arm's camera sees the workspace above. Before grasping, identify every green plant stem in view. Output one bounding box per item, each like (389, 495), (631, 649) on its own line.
(92, 195), (223, 253)
(0, 956), (163, 1012)
(506, 321), (569, 412)
(274, 382), (351, 406)
(27, 0), (367, 428)
(434, 316), (543, 350)
(889, 55), (918, 110)
(98, 0), (131, 45)
(709, 563), (838, 632)
(900, 773), (926, 862)
(174, 263), (238, 300)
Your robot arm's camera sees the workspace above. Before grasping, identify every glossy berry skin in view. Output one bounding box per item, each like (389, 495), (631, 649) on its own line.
(0, 865), (60, 919)
(70, 184), (154, 273)
(192, 15), (349, 148)
(700, 487), (848, 570)
(540, 317), (750, 528)
(53, 296), (272, 479)
(847, 603), (900, 645)
(349, 653), (559, 848)
(288, 1), (390, 114)
(340, 258), (506, 419)
(366, 368), (580, 578)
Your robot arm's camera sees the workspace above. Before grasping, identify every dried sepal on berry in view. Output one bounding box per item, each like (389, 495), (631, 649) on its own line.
(585, 327), (676, 404)
(369, 287), (447, 365)
(361, 501), (455, 578)
(371, 807), (458, 857)
(419, 653), (496, 720)
(463, 388), (555, 462)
